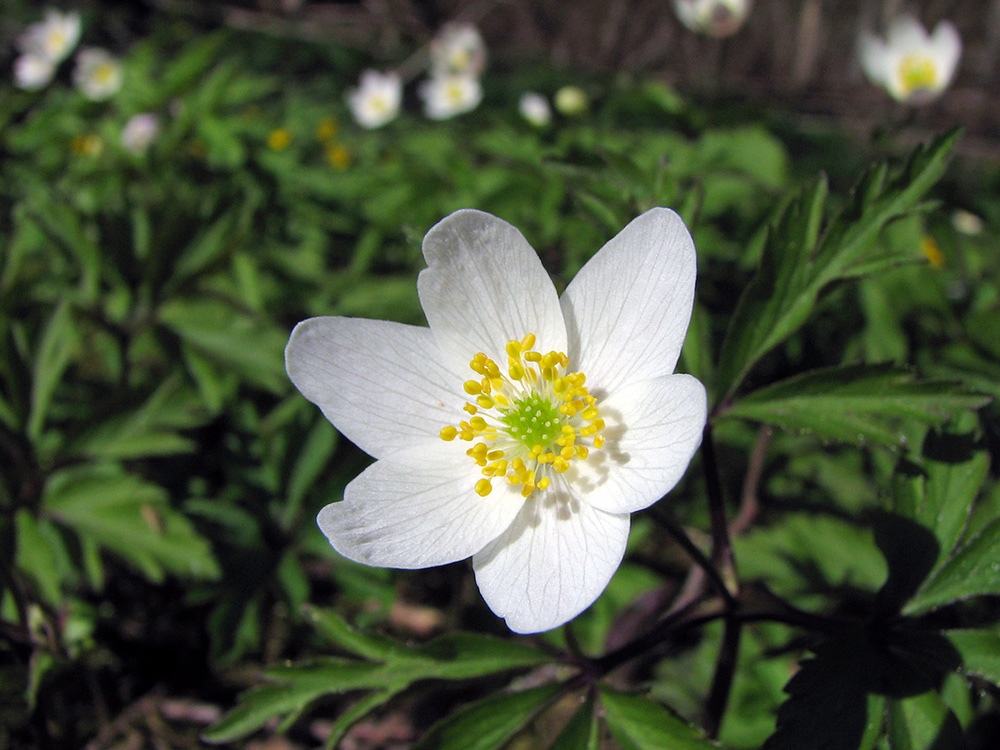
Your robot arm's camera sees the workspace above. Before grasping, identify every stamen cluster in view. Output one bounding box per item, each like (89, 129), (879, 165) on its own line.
(440, 333), (605, 498)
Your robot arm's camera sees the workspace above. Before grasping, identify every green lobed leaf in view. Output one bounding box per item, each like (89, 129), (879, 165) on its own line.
(303, 606), (408, 662)
(906, 518), (1000, 615)
(887, 692), (964, 750)
(946, 629), (1000, 686)
(42, 466), (221, 583)
(549, 695), (600, 750)
(892, 413), (989, 570)
(206, 633), (552, 742)
(411, 684), (561, 750)
(28, 300), (78, 441)
(716, 130), (959, 401)
(723, 363), (988, 449)
(600, 686), (718, 750)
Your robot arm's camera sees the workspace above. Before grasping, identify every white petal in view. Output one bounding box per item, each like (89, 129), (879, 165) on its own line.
(930, 21), (962, 83)
(560, 208), (696, 397)
(473, 492), (629, 633)
(858, 33), (889, 85)
(286, 317), (466, 459)
(319, 442), (525, 568)
(418, 210), (567, 374)
(569, 374), (706, 515)
(887, 15), (929, 52)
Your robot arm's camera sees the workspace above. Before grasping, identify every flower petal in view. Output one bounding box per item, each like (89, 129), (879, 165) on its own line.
(858, 32), (889, 85)
(286, 317), (465, 459)
(930, 21), (962, 83)
(418, 210), (567, 374)
(569, 374), (706, 515)
(319, 442), (525, 569)
(472, 493), (629, 633)
(887, 15), (929, 52)
(560, 208), (696, 396)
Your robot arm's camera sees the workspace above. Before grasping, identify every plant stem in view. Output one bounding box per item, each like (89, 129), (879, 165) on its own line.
(702, 617), (742, 739)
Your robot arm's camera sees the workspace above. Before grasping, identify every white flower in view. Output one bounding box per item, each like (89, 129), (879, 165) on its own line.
(951, 209), (983, 236)
(73, 48), (123, 101)
(286, 209), (707, 633)
(859, 16), (961, 103)
(17, 9), (81, 63)
(121, 113), (161, 154)
(429, 22), (487, 77)
(672, 0), (752, 38)
(14, 54), (56, 90)
(420, 73), (483, 120)
(519, 92), (551, 127)
(553, 86), (588, 117)
(346, 70), (402, 129)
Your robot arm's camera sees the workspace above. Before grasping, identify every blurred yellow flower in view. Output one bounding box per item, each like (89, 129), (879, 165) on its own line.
(921, 236), (945, 269)
(71, 134), (103, 156)
(326, 144), (351, 171)
(316, 117), (339, 142)
(268, 128), (292, 151)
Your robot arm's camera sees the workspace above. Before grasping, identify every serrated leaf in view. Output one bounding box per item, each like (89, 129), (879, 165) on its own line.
(600, 686), (718, 750)
(906, 518), (1000, 615)
(717, 130), (959, 400)
(28, 300), (78, 441)
(724, 364), (988, 449)
(550, 696), (600, 750)
(206, 632), (552, 742)
(42, 466), (220, 583)
(303, 606), (408, 661)
(892, 414), (988, 570)
(411, 684), (561, 750)
(887, 692), (964, 750)
(946, 629), (1000, 686)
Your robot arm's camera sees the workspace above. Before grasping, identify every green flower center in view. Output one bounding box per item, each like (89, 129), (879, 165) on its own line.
(500, 394), (563, 450)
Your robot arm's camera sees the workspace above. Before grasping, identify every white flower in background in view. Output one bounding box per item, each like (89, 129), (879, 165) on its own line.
(420, 73), (483, 120)
(429, 22), (487, 77)
(346, 70), (402, 129)
(672, 0), (752, 38)
(121, 113), (161, 154)
(17, 9), (81, 63)
(553, 85), (588, 116)
(73, 48), (123, 101)
(951, 209), (984, 236)
(859, 16), (961, 103)
(286, 209), (707, 633)
(14, 54), (56, 90)
(519, 92), (551, 127)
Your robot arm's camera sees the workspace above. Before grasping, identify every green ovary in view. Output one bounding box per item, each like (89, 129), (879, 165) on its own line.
(500, 394), (563, 450)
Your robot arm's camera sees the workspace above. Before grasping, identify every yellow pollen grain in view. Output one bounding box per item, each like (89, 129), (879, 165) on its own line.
(475, 479), (493, 497)
(440, 426), (458, 441)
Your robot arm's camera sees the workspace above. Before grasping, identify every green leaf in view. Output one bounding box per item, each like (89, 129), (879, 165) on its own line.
(411, 684), (561, 750)
(42, 466), (220, 583)
(600, 686), (718, 750)
(321, 689), (401, 750)
(550, 696), (600, 750)
(303, 606), (408, 661)
(723, 364), (988, 449)
(887, 692), (964, 750)
(206, 633), (552, 741)
(158, 298), (288, 394)
(716, 130), (959, 400)
(28, 300), (78, 441)
(907, 518), (1000, 614)
(892, 413), (989, 569)
(946, 629), (1000, 686)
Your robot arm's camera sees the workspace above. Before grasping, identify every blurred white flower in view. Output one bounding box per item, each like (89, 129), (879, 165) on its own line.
(554, 86), (588, 116)
(420, 73), (483, 120)
(951, 209), (984, 236)
(17, 9), (81, 63)
(672, 0), (752, 38)
(859, 16), (961, 103)
(14, 54), (56, 90)
(346, 70), (402, 129)
(121, 113), (161, 154)
(519, 92), (551, 127)
(286, 208), (706, 633)
(429, 22), (487, 77)
(73, 48), (123, 101)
